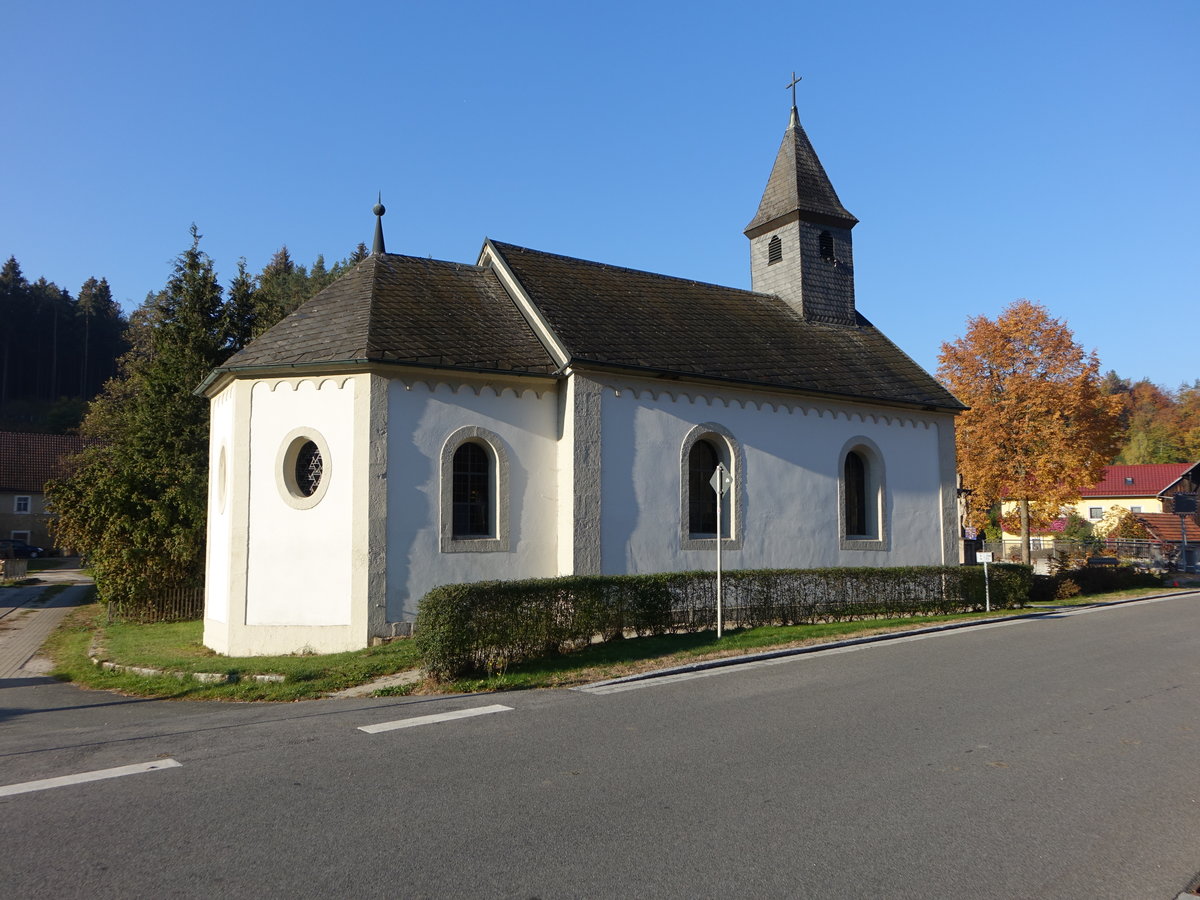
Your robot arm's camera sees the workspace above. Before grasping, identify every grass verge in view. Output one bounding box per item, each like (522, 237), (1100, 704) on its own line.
(438, 608), (1047, 693)
(44, 585), (1193, 701)
(46, 600), (421, 701)
(1030, 585), (1190, 607)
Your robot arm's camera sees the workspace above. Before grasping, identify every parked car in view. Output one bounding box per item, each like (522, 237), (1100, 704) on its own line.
(0, 539), (44, 559)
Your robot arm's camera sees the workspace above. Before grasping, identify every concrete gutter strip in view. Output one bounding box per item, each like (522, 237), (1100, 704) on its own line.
(575, 590), (1197, 692)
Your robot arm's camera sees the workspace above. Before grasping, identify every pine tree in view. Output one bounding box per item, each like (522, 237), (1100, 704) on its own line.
(50, 226), (228, 607)
(0, 259), (127, 431)
(221, 258), (258, 353)
(17, 277), (73, 403)
(328, 243), (370, 281)
(0, 257), (26, 408)
(252, 246), (307, 337)
(308, 254), (335, 295)
(75, 276), (125, 398)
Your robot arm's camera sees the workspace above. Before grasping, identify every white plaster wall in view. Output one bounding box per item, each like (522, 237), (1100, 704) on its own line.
(598, 383), (951, 574)
(386, 379), (560, 622)
(204, 389), (235, 626)
(555, 377), (576, 574)
(245, 377), (357, 628)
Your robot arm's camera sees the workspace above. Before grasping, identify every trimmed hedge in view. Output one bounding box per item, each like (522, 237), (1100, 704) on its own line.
(415, 564), (1032, 679)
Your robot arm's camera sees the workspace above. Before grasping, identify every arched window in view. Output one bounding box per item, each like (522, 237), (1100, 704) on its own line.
(839, 439), (888, 549)
(452, 442), (491, 538)
(680, 424), (742, 550)
(844, 451), (868, 537)
(440, 426), (511, 553)
(688, 439), (720, 536)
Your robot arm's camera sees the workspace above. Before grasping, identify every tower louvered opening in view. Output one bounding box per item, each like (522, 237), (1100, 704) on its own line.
(819, 230), (835, 261)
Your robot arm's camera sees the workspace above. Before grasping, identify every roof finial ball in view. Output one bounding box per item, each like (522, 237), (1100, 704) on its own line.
(372, 192), (386, 256)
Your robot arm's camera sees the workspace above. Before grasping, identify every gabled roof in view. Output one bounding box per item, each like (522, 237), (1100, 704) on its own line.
(1081, 463), (1198, 498)
(217, 254), (557, 375)
(745, 105), (858, 235)
(488, 241), (962, 410)
(0, 432), (86, 493)
(1134, 512), (1200, 544)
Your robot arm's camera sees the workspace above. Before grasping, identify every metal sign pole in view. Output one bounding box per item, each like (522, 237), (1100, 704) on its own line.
(709, 463), (732, 640)
(716, 477), (723, 639)
(984, 560), (990, 613)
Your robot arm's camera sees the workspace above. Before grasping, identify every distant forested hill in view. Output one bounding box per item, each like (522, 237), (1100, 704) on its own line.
(0, 237), (371, 434)
(0, 257), (128, 433)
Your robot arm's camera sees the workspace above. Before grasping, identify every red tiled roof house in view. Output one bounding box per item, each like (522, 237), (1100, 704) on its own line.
(0, 431), (85, 551)
(1074, 462), (1200, 525)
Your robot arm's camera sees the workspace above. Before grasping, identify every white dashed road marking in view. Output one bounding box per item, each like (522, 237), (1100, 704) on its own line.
(359, 704), (513, 734)
(0, 758), (182, 798)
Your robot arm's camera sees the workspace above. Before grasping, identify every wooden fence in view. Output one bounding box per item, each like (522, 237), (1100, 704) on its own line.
(107, 585), (205, 624)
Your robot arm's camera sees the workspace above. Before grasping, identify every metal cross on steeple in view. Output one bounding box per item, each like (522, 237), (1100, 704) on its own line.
(786, 71), (802, 107)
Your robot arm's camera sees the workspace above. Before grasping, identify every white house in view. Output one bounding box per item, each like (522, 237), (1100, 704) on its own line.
(200, 103), (965, 656)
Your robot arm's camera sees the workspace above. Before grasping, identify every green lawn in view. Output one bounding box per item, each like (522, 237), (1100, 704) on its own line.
(47, 600), (422, 701)
(46, 583), (1192, 701)
(436, 608), (1046, 693)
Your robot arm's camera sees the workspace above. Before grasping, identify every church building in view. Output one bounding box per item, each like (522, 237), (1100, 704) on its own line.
(200, 102), (965, 656)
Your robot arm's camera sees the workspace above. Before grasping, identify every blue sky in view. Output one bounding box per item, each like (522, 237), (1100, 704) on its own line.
(5, 0), (1198, 388)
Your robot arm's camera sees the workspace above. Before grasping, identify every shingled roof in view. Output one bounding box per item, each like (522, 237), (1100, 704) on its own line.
(745, 105), (858, 234)
(0, 432), (86, 493)
(489, 241), (962, 409)
(208, 241), (961, 411)
(219, 254), (558, 375)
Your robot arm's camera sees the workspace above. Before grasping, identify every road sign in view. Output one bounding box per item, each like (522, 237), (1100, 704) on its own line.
(710, 465), (732, 496)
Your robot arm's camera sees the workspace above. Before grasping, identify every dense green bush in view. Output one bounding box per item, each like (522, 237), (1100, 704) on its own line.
(415, 564), (1033, 679)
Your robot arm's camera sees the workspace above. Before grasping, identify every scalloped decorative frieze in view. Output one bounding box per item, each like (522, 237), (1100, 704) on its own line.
(394, 375), (551, 400)
(596, 379), (934, 429)
(255, 376), (355, 394)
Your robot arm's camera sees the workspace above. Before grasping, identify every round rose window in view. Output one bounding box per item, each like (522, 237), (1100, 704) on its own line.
(294, 440), (323, 497)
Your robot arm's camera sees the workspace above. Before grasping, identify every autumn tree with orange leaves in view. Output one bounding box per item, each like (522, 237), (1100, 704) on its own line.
(938, 300), (1122, 564)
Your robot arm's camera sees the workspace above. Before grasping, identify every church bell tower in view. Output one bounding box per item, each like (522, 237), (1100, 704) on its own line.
(745, 84), (859, 325)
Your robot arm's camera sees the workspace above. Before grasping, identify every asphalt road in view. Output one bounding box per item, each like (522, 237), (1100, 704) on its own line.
(2, 594), (1199, 899)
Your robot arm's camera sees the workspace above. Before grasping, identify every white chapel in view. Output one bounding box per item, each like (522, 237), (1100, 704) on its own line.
(200, 102), (965, 656)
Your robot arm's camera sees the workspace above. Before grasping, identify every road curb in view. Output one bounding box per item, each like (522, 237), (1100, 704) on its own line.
(574, 589), (1197, 692)
(89, 657), (288, 686)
